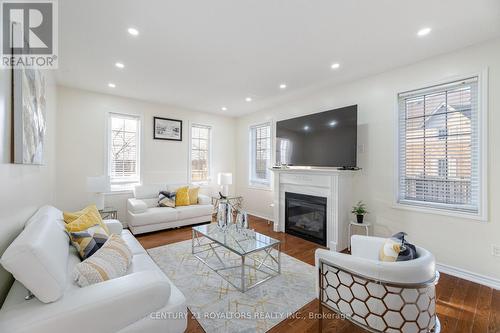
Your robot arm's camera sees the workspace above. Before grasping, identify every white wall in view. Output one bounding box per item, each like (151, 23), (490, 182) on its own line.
(235, 38), (500, 281)
(0, 69), (57, 303)
(55, 87), (236, 223)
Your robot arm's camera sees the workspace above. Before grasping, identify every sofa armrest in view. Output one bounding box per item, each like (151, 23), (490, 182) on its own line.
(127, 198), (148, 214)
(103, 219), (123, 235)
(0, 271), (171, 333)
(198, 194), (211, 205)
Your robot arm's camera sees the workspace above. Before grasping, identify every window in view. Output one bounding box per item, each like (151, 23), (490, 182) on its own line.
(249, 123), (271, 187)
(190, 124), (211, 183)
(397, 76), (483, 216)
(107, 113), (141, 190)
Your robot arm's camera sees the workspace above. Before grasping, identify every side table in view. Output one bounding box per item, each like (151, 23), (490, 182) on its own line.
(99, 207), (118, 220)
(348, 221), (371, 251)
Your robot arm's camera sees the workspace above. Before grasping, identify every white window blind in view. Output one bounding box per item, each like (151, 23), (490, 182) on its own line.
(249, 123), (271, 186)
(191, 124), (211, 182)
(397, 76), (480, 214)
(108, 113), (141, 189)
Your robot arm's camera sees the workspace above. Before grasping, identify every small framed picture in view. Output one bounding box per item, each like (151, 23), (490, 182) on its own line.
(154, 117), (182, 141)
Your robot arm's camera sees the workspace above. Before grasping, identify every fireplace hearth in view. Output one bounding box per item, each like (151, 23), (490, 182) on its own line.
(285, 192), (327, 246)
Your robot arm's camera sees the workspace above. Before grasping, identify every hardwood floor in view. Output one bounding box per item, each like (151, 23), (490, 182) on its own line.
(136, 215), (500, 333)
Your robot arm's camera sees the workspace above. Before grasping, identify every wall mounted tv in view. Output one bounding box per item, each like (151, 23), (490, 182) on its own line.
(276, 105), (357, 167)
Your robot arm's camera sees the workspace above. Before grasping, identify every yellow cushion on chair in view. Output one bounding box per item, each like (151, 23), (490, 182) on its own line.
(175, 186), (190, 206)
(188, 187), (200, 205)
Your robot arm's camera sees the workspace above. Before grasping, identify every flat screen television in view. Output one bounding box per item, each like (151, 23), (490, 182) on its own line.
(276, 105), (357, 167)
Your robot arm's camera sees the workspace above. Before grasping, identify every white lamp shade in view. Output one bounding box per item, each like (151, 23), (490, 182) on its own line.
(217, 173), (232, 186)
(86, 176), (110, 193)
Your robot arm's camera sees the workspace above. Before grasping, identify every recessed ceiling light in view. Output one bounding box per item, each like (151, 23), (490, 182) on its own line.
(245, 97), (252, 102)
(331, 63), (340, 70)
(304, 125), (310, 131)
(115, 62), (125, 69)
(108, 83), (116, 88)
(329, 121), (337, 127)
(417, 27), (431, 37)
(127, 28), (139, 36)
(279, 83), (287, 89)
(221, 106), (227, 111)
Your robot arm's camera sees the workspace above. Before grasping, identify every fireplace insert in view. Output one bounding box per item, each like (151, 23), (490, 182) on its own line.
(285, 192), (327, 246)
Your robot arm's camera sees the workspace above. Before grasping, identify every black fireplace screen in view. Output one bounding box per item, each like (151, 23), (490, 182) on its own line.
(285, 192), (327, 246)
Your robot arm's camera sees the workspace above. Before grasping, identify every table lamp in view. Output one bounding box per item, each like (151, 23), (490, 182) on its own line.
(217, 172), (232, 197)
(86, 176), (110, 210)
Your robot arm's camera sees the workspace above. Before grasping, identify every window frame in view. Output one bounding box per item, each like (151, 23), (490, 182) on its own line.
(249, 122), (272, 189)
(105, 112), (142, 192)
(189, 123), (212, 185)
(393, 71), (488, 221)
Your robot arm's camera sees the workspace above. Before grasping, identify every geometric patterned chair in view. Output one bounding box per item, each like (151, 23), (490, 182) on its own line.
(316, 235), (440, 333)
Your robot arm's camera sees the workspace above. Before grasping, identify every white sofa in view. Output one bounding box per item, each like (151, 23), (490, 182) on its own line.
(316, 235), (439, 333)
(127, 183), (213, 234)
(0, 205), (187, 333)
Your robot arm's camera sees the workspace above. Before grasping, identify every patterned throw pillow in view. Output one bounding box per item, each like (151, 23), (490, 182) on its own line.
(69, 224), (109, 260)
(158, 191), (176, 208)
(63, 205), (109, 234)
(188, 186), (200, 205)
(379, 238), (401, 262)
(73, 234), (132, 287)
(175, 186), (190, 206)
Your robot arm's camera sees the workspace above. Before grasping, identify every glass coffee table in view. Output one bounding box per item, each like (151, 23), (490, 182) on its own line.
(192, 224), (281, 292)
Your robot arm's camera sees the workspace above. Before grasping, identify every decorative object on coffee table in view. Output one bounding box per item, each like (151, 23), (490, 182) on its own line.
(153, 117), (182, 141)
(351, 200), (368, 223)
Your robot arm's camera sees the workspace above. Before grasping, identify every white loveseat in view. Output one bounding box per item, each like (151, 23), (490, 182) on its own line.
(0, 205), (187, 333)
(127, 184), (213, 234)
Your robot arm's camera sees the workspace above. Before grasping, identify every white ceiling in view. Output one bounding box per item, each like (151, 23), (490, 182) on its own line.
(56, 0), (500, 116)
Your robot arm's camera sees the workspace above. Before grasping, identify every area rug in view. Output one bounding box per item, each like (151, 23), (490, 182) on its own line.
(147, 239), (316, 333)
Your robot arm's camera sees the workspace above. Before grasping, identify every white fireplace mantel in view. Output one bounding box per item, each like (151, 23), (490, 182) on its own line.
(270, 167), (355, 251)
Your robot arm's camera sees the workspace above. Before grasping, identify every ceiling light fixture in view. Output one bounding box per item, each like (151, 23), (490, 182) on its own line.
(221, 106), (227, 111)
(331, 63), (340, 70)
(329, 121), (337, 127)
(245, 97), (252, 102)
(279, 83), (287, 89)
(417, 27), (431, 37)
(115, 62), (125, 69)
(304, 125), (310, 131)
(108, 83), (116, 88)
(127, 28), (139, 36)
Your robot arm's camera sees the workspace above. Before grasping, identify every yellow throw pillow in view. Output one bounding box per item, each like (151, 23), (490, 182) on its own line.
(188, 187), (200, 205)
(64, 205), (109, 234)
(379, 238), (401, 262)
(175, 186), (190, 206)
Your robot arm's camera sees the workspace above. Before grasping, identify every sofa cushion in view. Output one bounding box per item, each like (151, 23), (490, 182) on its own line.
(64, 205), (109, 234)
(175, 186), (190, 206)
(158, 191), (176, 208)
(0, 206), (69, 303)
(175, 204), (213, 220)
(73, 235), (133, 287)
(128, 207), (178, 227)
(188, 186), (200, 205)
(69, 224), (109, 260)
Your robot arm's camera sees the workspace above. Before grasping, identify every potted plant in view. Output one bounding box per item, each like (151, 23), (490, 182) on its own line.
(351, 201), (368, 224)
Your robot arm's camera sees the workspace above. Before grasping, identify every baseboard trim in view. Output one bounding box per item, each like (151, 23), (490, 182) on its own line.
(437, 263), (500, 290)
(246, 211), (273, 222)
